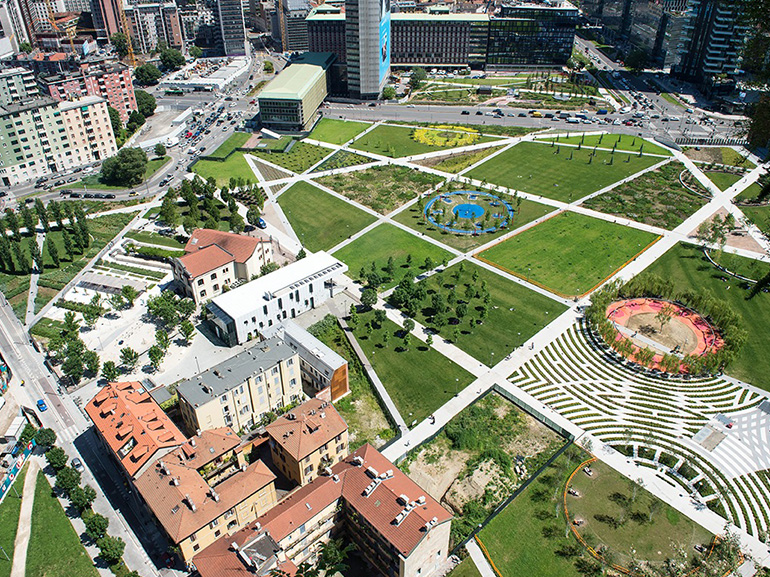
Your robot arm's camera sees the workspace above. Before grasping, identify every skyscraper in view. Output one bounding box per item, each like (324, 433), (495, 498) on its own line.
(215, 0), (247, 55)
(345, 0), (389, 99)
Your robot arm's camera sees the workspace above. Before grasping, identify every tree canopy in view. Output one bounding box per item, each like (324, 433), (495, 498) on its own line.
(110, 33), (129, 57)
(100, 147), (148, 187)
(134, 89), (156, 118)
(134, 64), (162, 86)
(160, 48), (185, 70)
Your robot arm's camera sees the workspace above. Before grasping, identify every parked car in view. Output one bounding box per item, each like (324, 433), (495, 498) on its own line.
(256, 217), (267, 229)
(71, 457), (84, 473)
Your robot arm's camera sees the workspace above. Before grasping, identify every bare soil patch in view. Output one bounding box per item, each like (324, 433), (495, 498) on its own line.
(626, 312), (697, 354)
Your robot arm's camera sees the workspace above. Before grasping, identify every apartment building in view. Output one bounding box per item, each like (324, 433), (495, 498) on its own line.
(207, 251), (348, 346)
(177, 337), (303, 434)
(172, 228), (274, 305)
(265, 398), (348, 485)
(125, 1), (184, 53)
(279, 320), (349, 401)
(58, 95), (118, 163)
(84, 381), (188, 479)
(193, 444), (452, 577)
(40, 61), (137, 124)
(215, 0), (247, 55)
(0, 0), (30, 52)
(0, 66), (38, 106)
(133, 428), (278, 563)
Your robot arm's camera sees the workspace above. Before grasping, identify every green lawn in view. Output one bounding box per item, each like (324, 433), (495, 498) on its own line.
(444, 75), (527, 86)
(422, 145), (506, 174)
(124, 230), (185, 249)
(192, 152), (257, 187)
(26, 473), (99, 577)
(734, 182), (764, 203)
(316, 165), (443, 214)
(308, 118), (370, 145)
(395, 261), (566, 362)
(65, 157), (171, 191)
(478, 212), (659, 297)
(0, 236), (36, 320)
(278, 182), (377, 251)
(36, 212), (137, 311)
(480, 445), (712, 577)
(582, 161), (709, 229)
(705, 171), (743, 191)
(250, 141), (331, 173)
(309, 315), (396, 448)
(411, 85), (507, 104)
(207, 132), (251, 159)
(449, 558), (482, 577)
(352, 309), (475, 424)
(394, 194), (554, 252)
(641, 243), (770, 388)
(683, 147), (755, 169)
(0, 464), (27, 577)
(467, 142), (661, 202)
(333, 223), (453, 290)
(741, 204), (770, 238)
(351, 124), (498, 158)
(540, 133), (671, 156)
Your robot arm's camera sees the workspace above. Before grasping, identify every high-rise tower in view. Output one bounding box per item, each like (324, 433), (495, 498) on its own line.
(345, 0), (389, 99)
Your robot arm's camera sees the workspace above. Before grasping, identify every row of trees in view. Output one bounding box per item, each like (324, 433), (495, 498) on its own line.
(38, 429), (135, 573)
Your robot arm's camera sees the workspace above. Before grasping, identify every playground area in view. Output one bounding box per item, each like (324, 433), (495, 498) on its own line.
(606, 298), (724, 370)
(424, 191), (514, 235)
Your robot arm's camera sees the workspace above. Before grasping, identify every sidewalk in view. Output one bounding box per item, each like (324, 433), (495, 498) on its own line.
(10, 459), (40, 577)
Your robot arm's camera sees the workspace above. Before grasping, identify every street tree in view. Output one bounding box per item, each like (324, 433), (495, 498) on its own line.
(148, 345), (165, 371)
(189, 45), (203, 59)
(160, 48), (185, 70)
(69, 485), (97, 512)
(180, 319), (195, 344)
(55, 466), (81, 496)
(97, 536), (126, 565)
(110, 33), (129, 57)
(154, 143), (166, 158)
(61, 351), (85, 384)
(45, 446), (69, 471)
(102, 360), (119, 382)
(135, 90), (157, 118)
(101, 147), (148, 187)
(84, 350), (100, 376)
(84, 512), (109, 541)
(134, 64), (162, 85)
(35, 428), (57, 448)
(120, 347), (139, 371)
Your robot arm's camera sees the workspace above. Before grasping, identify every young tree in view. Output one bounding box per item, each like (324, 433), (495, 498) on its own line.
(109, 293), (124, 312)
(97, 536), (126, 565)
(360, 288), (377, 310)
(121, 285), (138, 307)
(48, 239), (60, 267)
(655, 303), (676, 332)
(296, 248), (306, 260)
(148, 345), (165, 371)
(84, 513), (110, 541)
(154, 143), (166, 158)
(426, 334), (433, 346)
(180, 319), (195, 344)
(102, 360), (119, 382)
(120, 347), (139, 371)
(45, 446), (69, 471)
(402, 333), (412, 351)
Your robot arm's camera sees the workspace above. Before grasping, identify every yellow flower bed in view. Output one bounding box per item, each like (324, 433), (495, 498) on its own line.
(412, 125), (480, 147)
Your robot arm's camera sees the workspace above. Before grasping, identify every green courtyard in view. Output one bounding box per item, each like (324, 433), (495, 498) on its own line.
(308, 118), (370, 145)
(351, 309), (475, 424)
(192, 152), (256, 187)
(351, 124), (499, 158)
(391, 261), (565, 363)
(277, 182), (376, 252)
(65, 157), (171, 191)
(333, 223), (453, 290)
(466, 142), (662, 202)
(540, 133), (671, 156)
(206, 132), (251, 159)
(640, 243), (770, 388)
(250, 141), (331, 173)
(478, 212), (659, 297)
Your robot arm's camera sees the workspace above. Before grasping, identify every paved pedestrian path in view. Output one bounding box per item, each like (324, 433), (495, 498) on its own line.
(10, 459), (40, 577)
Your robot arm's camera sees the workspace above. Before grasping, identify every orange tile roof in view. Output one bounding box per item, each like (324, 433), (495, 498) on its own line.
(134, 443), (276, 543)
(85, 382), (186, 478)
(193, 529), (295, 577)
(185, 229), (267, 265)
(177, 244), (234, 279)
(176, 428), (241, 470)
(265, 399), (347, 461)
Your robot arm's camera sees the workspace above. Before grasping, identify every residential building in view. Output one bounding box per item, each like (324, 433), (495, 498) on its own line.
(133, 427), (278, 563)
(0, 0), (30, 52)
(257, 52), (334, 131)
(207, 251), (348, 346)
(193, 444), (452, 577)
(39, 61), (136, 123)
(172, 228), (274, 305)
(125, 1), (184, 53)
(84, 381), (188, 480)
(0, 66), (39, 106)
(215, 0), (247, 55)
(265, 398), (348, 485)
(344, 0), (389, 99)
(177, 337), (303, 434)
(0, 94), (116, 186)
(674, 0), (748, 85)
(89, 0), (121, 38)
(279, 320), (349, 401)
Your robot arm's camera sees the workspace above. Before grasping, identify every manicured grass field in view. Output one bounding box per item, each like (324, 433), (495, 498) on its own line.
(352, 309), (475, 424)
(397, 261), (566, 362)
(0, 464), (27, 577)
(333, 223), (453, 290)
(449, 558), (482, 577)
(741, 205), (770, 238)
(250, 141), (331, 173)
(394, 194), (555, 252)
(192, 152), (256, 187)
(582, 161), (708, 229)
(124, 230), (185, 249)
(734, 182), (764, 202)
(26, 473), (99, 577)
(207, 132), (251, 159)
(540, 133), (671, 156)
(316, 165), (443, 214)
(478, 212), (658, 297)
(308, 118), (370, 144)
(351, 124), (497, 158)
(65, 156), (171, 191)
(641, 243), (770, 388)
(278, 182), (376, 251)
(421, 145), (506, 174)
(466, 142), (661, 202)
(705, 170), (743, 191)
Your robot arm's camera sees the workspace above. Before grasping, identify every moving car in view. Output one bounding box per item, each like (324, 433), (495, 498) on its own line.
(36, 399), (48, 412)
(256, 217), (267, 229)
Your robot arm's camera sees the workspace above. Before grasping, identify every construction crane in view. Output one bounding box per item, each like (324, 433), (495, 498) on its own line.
(116, 2), (136, 67)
